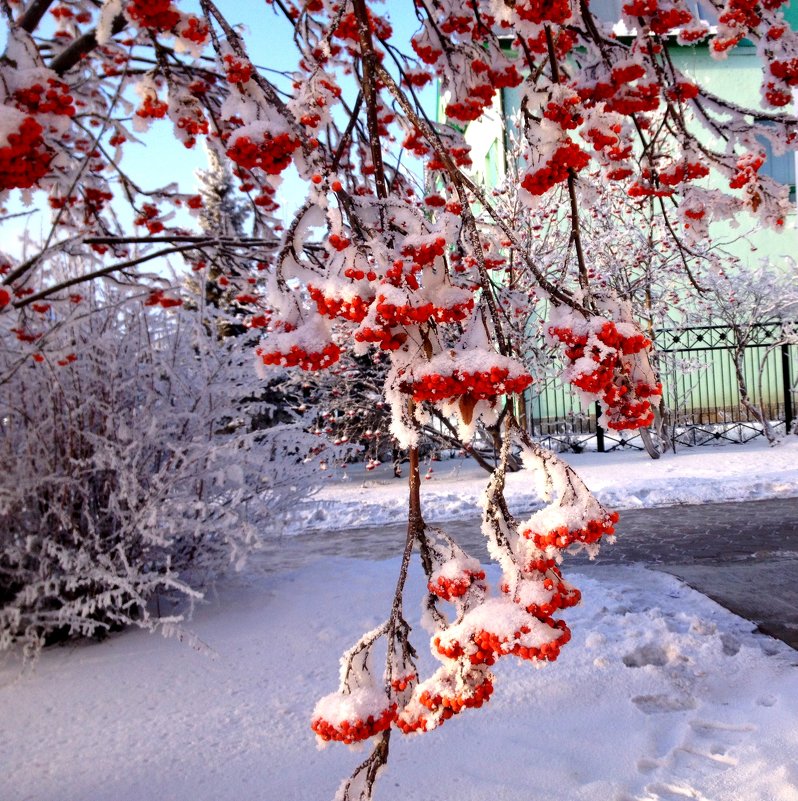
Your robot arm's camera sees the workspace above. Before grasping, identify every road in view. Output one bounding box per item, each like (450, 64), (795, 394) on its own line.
(259, 497), (798, 649)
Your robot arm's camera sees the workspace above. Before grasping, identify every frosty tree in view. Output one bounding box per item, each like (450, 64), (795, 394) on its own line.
(0, 279), (329, 656)
(1, 0), (797, 796)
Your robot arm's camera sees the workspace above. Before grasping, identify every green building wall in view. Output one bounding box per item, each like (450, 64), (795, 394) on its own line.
(454, 30), (798, 439)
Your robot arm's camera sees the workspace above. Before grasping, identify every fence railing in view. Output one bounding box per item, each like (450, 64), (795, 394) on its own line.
(525, 322), (797, 452)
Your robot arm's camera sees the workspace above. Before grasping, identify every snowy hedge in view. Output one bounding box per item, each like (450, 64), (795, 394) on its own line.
(0, 293), (320, 657)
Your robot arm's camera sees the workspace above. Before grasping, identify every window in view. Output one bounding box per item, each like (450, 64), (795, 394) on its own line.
(757, 122), (797, 201)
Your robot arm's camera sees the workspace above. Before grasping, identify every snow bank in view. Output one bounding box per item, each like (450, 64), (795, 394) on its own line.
(2, 558), (796, 801)
(292, 438), (798, 532)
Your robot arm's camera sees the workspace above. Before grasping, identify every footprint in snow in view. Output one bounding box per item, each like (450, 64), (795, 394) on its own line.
(688, 719), (756, 734)
(633, 715), (757, 798)
(756, 694), (777, 707)
(633, 694), (697, 715)
(643, 780), (713, 800)
(623, 643), (671, 668)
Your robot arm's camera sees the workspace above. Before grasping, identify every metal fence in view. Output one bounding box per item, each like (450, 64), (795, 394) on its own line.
(526, 322), (797, 452)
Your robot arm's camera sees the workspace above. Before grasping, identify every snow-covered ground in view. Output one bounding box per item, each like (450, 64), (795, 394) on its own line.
(2, 559), (796, 801)
(295, 437), (798, 532)
(2, 440), (798, 801)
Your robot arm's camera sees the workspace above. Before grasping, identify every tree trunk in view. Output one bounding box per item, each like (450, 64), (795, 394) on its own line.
(734, 346), (777, 444)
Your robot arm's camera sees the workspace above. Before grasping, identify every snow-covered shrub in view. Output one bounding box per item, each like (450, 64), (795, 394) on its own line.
(0, 292), (322, 656)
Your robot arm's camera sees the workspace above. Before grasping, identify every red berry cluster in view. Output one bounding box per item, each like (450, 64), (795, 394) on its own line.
(514, 0), (572, 25)
(584, 124), (620, 151)
(711, 33), (744, 54)
(402, 367), (532, 404)
(390, 673), (417, 692)
(420, 673), (493, 715)
(683, 206), (706, 220)
(83, 187), (114, 217)
(311, 703), (397, 744)
(521, 142), (590, 196)
(628, 181), (673, 199)
(395, 667), (494, 733)
(472, 60), (523, 91)
(127, 0), (181, 31)
(427, 145), (472, 171)
(328, 233), (350, 251)
(374, 294), (474, 327)
(136, 95), (168, 119)
(543, 98), (583, 130)
(549, 320), (661, 429)
(729, 152), (765, 189)
(179, 15), (209, 43)
(342, 267), (377, 281)
(764, 83), (793, 107)
(766, 24), (786, 41)
(0, 116), (53, 190)
(718, 0), (762, 31)
(439, 13), (472, 34)
(665, 81), (700, 102)
(553, 321), (650, 363)
(256, 342), (341, 370)
(331, 10), (393, 45)
(503, 570), (582, 618)
(657, 160), (709, 186)
(605, 82), (660, 115)
(354, 325), (408, 351)
(769, 59), (798, 86)
(411, 39), (444, 65)
(606, 166), (634, 181)
(176, 110), (209, 148)
(445, 93), (490, 123)
(404, 69), (433, 88)
(622, 0), (693, 32)
(680, 25), (710, 42)
(524, 556), (558, 574)
(611, 63), (646, 84)
(13, 79), (75, 117)
(428, 568), (486, 601)
(375, 295), (435, 326)
(226, 132), (300, 176)
(445, 62), (521, 122)
(434, 616), (570, 666)
(423, 193), (446, 208)
(602, 380), (662, 429)
(144, 289), (183, 308)
(134, 203), (164, 234)
(628, 161), (708, 196)
(403, 128), (430, 158)
(400, 237), (447, 271)
(520, 510), (619, 550)
(524, 28), (577, 57)
(223, 54), (253, 84)
(11, 327), (42, 343)
(650, 7), (694, 33)
(309, 285), (372, 323)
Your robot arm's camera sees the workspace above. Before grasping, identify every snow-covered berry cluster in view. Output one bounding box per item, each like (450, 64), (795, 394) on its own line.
(0, 113), (52, 191)
(519, 507), (620, 553)
(547, 311), (661, 431)
(226, 130), (300, 176)
(311, 688), (398, 744)
(255, 317), (341, 372)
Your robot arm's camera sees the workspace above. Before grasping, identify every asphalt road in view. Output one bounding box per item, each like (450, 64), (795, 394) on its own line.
(261, 497), (798, 649)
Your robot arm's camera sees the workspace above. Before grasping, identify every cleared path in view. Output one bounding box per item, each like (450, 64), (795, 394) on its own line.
(262, 497), (798, 649)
